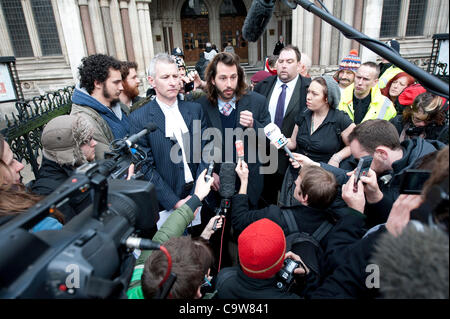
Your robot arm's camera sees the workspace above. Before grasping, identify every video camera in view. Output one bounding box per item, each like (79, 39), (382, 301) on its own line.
(105, 122), (157, 179)
(0, 127), (160, 299)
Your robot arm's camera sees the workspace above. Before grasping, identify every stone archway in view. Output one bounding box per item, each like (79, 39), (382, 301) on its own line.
(219, 0), (248, 62)
(180, 0), (210, 64)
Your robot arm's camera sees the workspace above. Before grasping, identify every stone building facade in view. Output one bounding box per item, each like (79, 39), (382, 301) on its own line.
(0, 0), (448, 101)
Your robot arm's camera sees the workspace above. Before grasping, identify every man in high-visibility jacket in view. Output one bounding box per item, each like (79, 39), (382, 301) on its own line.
(338, 62), (397, 124)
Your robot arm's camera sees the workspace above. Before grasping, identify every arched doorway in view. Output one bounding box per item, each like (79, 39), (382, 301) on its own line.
(219, 0), (248, 62)
(180, 0), (210, 64)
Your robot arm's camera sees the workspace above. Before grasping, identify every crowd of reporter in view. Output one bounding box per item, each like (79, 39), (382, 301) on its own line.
(0, 42), (448, 299)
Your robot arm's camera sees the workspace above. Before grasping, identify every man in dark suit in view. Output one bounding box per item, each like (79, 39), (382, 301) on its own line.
(197, 52), (271, 209)
(254, 45), (311, 206)
(129, 53), (208, 215)
(196, 52), (270, 269)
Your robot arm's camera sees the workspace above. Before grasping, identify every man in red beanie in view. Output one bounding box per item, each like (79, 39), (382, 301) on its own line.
(215, 218), (308, 299)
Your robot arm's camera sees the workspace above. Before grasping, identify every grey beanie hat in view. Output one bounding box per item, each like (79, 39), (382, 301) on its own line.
(322, 75), (341, 109)
(42, 115), (94, 166)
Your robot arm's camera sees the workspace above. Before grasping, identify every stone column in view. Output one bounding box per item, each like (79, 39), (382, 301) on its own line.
(21, 0), (42, 57)
(88, 0), (108, 54)
(351, 0), (363, 53)
(127, 1), (144, 72)
(330, 0), (342, 65)
(119, 0), (135, 61)
(339, 0), (355, 61)
(100, 0), (117, 57)
(56, 0), (87, 80)
(291, 7), (302, 50)
(303, 7), (314, 60)
(361, 0), (383, 62)
(78, 0), (96, 55)
(319, 0), (333, 66)
(110, 0), (127, 60)
(136, 0), (154, 72)
(312, 1), (322, 65)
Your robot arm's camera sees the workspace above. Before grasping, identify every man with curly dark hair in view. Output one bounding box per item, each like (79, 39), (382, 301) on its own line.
(70, 54), (130, 160)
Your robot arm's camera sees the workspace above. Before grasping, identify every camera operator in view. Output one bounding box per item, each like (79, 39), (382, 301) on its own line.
(30, 115), (99, 221)
(290, 119), (442, 228)
(0, 134), (64, 232)
(390, 92), (448, 144)
(127, 169), (226, 299)
(215, 218), (308, 299)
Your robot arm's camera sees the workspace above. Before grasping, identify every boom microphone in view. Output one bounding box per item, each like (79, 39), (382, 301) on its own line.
(126, 122), (157, 146)
(264, 123), (299, 165)
(242, 0), (276, 42)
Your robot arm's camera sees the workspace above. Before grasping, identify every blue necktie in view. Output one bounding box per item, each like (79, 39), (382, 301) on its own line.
(274, 84), (287, 128)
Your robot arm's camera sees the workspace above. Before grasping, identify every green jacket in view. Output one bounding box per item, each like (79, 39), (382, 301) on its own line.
(338, 83), (397, 123)
(126, 196), (201, 299)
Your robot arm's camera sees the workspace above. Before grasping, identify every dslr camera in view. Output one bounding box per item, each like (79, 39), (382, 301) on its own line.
(276, 258), (300, 291)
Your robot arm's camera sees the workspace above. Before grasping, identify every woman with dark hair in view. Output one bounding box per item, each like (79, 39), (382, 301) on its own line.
(286, 75), (356, 167)
(0, 134), (63, 232)
(380, 72), (415, 113)
(390, 92), (448, 144)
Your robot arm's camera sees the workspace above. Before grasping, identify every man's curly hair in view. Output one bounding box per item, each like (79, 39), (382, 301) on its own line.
(78, 54), (122, 94)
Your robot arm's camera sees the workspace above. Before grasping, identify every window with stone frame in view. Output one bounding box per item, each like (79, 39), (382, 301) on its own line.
(30, 0), (62, 56)
(380, 0), (428, 39)
(0, 0), (62, 57)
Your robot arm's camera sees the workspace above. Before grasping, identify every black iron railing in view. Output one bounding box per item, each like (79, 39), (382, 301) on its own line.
(0, 86), (74, 179)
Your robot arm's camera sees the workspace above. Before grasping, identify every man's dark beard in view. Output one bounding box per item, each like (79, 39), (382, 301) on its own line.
(102, 84), (120, 106)
(216, 87), (236, 101)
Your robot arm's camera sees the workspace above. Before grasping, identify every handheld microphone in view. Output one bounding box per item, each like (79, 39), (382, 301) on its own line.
(205, 161), (214, 182)
(242, 0), (276, 42)
(126, 122), (157, 146)
(213, 162), (236, 230)
(235, 140), (244, 161)
(264, 123), (299, 165)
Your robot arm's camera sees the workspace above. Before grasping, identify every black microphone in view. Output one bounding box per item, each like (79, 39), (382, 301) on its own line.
(126, 122), (157, 146)
(213, 162), (236, 230)
(242, 0), (276, 42)
(219, 162), (236, 200)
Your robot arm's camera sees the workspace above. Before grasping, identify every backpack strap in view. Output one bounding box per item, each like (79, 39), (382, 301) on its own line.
(311, 220), (333, 242)
(280, 208), (299, 235)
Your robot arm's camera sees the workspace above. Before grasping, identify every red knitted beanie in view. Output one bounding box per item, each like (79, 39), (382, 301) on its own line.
(238, 218), (286, 279)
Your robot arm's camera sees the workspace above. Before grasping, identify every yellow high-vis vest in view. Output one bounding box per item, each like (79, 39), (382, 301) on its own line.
(338, 83), (397, 123)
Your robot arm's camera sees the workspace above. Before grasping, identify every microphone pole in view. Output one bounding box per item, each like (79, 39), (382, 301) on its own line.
(291, 0), (449, 99)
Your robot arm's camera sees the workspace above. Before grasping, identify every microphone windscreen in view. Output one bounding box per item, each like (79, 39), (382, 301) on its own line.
(145, 122), (157, 132)
(219, 162), (236, 198)
(242, 0), (276, 42)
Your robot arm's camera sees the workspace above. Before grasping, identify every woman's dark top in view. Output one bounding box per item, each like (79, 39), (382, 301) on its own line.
(295, 108), (353, 163)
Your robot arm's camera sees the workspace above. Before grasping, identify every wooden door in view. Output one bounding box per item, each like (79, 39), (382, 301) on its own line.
(220, 16), (248, 62)
(181, 17), (210, 64)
